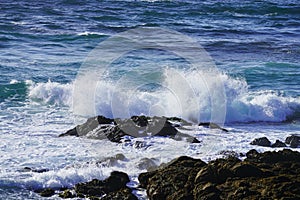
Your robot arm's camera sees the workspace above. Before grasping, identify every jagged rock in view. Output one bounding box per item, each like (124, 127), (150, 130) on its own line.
(250, 137), (271, 147)
(139, 149), (300, 200)
(73, 171), (137, 199)
(198, 122), (229, 132)
(271, 140), (287, 147)
(60, 115), (200, 143)
(285, 135), (300, 148)
(138, 156), (206, 199)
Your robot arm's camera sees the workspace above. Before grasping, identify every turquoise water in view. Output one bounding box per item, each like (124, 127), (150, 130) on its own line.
(0, 0), (299, 199)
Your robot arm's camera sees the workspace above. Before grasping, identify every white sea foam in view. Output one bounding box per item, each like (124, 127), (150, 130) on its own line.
(26, 69), (300, 123)
(77, 31), (106, 36)
(28, 80), (73, 106)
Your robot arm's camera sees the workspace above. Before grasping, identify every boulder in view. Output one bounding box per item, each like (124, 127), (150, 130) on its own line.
(250, 137), (271, 147)
(285, 135), (300, 148)
(73, 171), (137, 199)
(271, 140), (287, 147)
(37, 188), (55, 197)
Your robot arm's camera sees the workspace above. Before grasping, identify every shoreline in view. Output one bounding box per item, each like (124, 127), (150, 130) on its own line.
(34, 115), (300, 199)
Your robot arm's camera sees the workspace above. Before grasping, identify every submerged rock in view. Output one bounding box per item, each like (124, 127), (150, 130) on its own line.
(138, 149), (300, 200)
(198, 122), (229, 132)
(60, 115), (200, 143)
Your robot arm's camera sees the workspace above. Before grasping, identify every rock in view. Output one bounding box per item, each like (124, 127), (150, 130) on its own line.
(231, 163), (264, 178)
(245, 149), (300, 163)
(271, 140), (287, 147)
(96, 153), (126, 167)
(23, 167), (49, 173)
(59, 189), (76, 198)
(38, 188), (55, 197)
(60, 115), (200, 143)
(137, 158), (159, 171)
(193, 182), (221, 200)
(138, 156), (206, 199)
(285, 135), (300, 148)
(250, 137), (271, 147)
(74, 171), (136, 199)
(199, 122), (228, 132)
(139, 149), (300, 200)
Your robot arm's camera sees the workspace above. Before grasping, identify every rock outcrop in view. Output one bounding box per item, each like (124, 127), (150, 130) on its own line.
(59, 171), (138, 200)
(60, 115), (200, 143)
(251, 135), (300, 148)
(138, 149), (300, 200)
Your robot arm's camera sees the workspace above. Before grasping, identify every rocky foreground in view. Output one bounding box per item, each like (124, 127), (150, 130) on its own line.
(36, 149), (300, 199)
(35, 116), (300, 199)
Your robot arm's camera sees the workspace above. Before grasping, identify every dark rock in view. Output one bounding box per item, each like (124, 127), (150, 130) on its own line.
(97, 115), (114, 125)
(231, 163), (264, 178)
(271, 140), (287, 147)
(138, 156), (206, 199)
(131, 115), (149, 127)
(60, 115), (199, 143)
(285, 135), (300, 148)
(245, 149), (300, 163)
(193, 182), (221, 200)
(23, 167), (49, 173)
(199, 122), (228, 132)
(59, 127), (78, 137)
(38, 188), (55, 197)
(250, 137), (271, 147)
(59, 190), (75, 198)
(101, 187), (138, 200)
(139, 149), (300, 200)
(74, 171), (135, 199)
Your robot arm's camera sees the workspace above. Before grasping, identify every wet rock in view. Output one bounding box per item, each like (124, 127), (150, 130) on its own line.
(96, 153), (126, 167)
(285, 135), (300, 148)
(271, 140), (287, 147)
(250, 137), (271, 147)
(60, 115), (200, 143)
(198, 122), (228, 132)
(73, 171), (137, 199)
(137, 158), (159, 171)
(59, 189), (76, 198)
(38, 188), (55, 197)
(23, 167), (49, 173)
(138, 156), (206, 199)
(139, 149), (300, 200)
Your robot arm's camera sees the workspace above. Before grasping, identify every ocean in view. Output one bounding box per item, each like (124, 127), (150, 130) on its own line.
(0, 0), (299, 199)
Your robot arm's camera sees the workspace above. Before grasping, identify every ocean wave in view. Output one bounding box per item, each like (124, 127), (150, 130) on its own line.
(24, 69), (300, 123)
(28, 80), (72, 106)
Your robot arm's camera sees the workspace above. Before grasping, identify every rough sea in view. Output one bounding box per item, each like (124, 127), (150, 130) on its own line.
(0, 0), (299, 199)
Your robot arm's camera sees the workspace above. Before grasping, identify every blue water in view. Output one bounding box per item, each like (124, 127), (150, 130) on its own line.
(0, 0), (299, 199)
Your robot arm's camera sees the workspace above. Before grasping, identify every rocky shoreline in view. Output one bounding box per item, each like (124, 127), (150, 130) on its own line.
(35, 116), (300, 199)
(36, 149), (300, 199)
